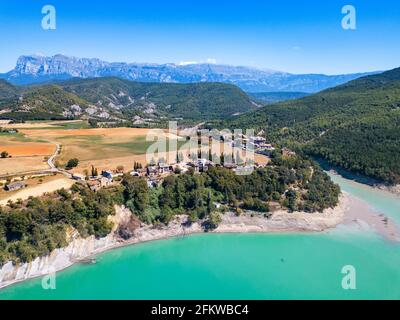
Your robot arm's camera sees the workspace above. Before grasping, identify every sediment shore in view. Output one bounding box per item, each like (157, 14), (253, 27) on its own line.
(375, 184), (400, 197)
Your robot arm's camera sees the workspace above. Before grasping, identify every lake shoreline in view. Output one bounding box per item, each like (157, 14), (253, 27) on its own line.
(0, 189), (397, 290)
(374, 184), (400, 198)
(315, 159), (400, 198)
(0, 197), (346, 290)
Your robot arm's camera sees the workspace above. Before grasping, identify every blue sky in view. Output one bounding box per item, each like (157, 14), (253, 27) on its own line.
(0, 0), (399, 74)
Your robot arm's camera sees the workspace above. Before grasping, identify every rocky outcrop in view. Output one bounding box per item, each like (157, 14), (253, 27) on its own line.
(0, 232), (115, 289)
(117, 215), (142, 240)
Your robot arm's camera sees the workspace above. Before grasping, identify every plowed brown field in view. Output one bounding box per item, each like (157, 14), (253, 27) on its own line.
(0, 143), (55, 157)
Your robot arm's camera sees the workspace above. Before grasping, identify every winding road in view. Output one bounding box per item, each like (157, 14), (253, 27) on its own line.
(47, 143), (61, 171)
(47, 144), (72, 178)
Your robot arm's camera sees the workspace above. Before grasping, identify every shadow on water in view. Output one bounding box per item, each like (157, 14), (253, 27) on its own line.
(314, 157), (388, 187)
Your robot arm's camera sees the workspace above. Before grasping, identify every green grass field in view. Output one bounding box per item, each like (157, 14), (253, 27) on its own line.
(8, 121), (91, 130)
(0, 132), (35, 143)
(109, 136), (188, 155)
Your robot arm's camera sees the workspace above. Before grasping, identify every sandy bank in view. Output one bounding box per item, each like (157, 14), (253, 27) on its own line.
(375, 184), (400, 197)
(341, 191), (400, 242)
(327, 169), (400, 198)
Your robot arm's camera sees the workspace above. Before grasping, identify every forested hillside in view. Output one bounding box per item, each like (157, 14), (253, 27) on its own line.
(1, 85), (91, 121)
(60, 77), (256, 120)
(228, 67), (400, 184)
(0, 80), (18, 106)
(0, 77), (256, 121)
(248, 92), (309, 104)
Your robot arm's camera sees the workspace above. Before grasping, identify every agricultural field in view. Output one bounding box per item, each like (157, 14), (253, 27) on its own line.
(1, 119), (90, 130)
(0, 143), (54, 157)
(16, 127), (174, 173)
(0, 130), (55, 175)
(1, 121), (268, 176)
(0, 173), (73, 205)
(0, 157), (50, 176)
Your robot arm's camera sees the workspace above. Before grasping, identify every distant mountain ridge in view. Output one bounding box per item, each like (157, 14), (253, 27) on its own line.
(248, 92), (310, 104)
(0, 54), (380, 93)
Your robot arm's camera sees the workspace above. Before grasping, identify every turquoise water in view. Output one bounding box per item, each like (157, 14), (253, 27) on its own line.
(1, 174), (400, 300)
(329, 173), (400, 224)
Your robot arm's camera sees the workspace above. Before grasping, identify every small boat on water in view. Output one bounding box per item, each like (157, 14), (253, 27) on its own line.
(79, 258), (97, 265)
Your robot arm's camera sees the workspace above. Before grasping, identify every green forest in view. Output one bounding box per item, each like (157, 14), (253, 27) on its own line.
(228, 67), (400, 184)
(0, 77), (255, 122)
(0, 184), (123, 266)
(120, 154), (340, 229)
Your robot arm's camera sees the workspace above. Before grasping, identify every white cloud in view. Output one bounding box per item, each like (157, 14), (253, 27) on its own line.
(179, 61), (198, 66)
(178, 58), (217, 66)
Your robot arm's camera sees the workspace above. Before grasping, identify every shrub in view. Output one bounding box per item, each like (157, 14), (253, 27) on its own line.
(1, 151), (9, 158)
(66, 158), (79, 169)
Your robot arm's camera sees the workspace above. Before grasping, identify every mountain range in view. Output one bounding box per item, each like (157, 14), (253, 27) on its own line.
(0, 54), (379, 93)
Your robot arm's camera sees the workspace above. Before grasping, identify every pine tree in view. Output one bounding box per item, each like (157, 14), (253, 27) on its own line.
(207, 190), (213, 214)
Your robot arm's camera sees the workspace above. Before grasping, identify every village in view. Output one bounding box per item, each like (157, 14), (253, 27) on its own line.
(67, 133), (290, 193)
(0, 124), (297, 205)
